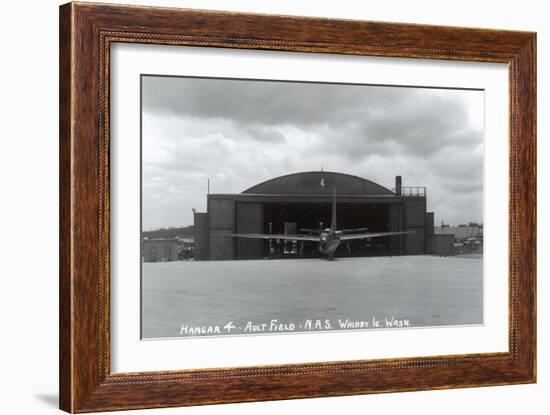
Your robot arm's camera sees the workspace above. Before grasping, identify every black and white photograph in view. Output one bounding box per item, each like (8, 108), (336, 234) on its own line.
(140, 75), (484, 339)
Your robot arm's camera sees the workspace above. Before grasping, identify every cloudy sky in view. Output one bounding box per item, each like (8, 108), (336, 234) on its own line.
(142, 76), (483, 230)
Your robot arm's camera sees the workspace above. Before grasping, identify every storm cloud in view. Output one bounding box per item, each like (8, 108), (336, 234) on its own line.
(142, 75), (483, 230)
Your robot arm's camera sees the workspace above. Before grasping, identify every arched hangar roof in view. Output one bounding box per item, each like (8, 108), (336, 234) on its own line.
(242, 171), (395, 196)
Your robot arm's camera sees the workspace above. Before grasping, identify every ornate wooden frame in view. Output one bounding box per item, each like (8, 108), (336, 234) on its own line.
(59, 2), (536, 412)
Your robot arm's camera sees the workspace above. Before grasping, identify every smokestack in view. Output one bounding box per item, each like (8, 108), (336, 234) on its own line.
(395, 176), (402, 195)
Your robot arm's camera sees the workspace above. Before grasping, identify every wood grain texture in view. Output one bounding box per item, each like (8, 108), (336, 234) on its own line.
(59, 3), (73, 411)
(59, 2), (536, 412)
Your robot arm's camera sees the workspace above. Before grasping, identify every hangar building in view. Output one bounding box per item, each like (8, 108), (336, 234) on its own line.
(193, 171), (434, 260)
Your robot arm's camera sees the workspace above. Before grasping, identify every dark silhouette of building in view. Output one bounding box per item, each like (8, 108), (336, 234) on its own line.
(194, 171), (434, 260)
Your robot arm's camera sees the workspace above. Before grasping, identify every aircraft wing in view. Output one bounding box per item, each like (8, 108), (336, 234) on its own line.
(339, 231), (415, 241)
(299, 228), (322, 234)
(340, 227), (369, 234)
(226, 233), (321, 241)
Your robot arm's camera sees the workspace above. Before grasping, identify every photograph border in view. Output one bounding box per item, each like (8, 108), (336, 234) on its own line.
(59, 2), (536, 412)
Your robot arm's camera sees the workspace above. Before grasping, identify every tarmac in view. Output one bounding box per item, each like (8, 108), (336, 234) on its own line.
(141, 255), (483, 339)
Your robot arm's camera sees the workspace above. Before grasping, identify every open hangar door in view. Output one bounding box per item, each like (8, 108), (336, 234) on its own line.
(261, 203), (391, 258)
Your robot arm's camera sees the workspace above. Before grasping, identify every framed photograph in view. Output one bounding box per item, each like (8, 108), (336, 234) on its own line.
(59, 2), (536, 412)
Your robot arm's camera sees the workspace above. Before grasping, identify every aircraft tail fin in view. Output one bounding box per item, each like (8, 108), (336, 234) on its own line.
(331, 187), (337, 232)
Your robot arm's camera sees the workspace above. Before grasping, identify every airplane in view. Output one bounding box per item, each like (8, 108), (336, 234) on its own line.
(227, 188), (414, 260)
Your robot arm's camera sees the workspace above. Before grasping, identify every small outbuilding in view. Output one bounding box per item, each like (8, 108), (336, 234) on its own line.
(142, 238), (179, 262)
(429, 234), (456, 256)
